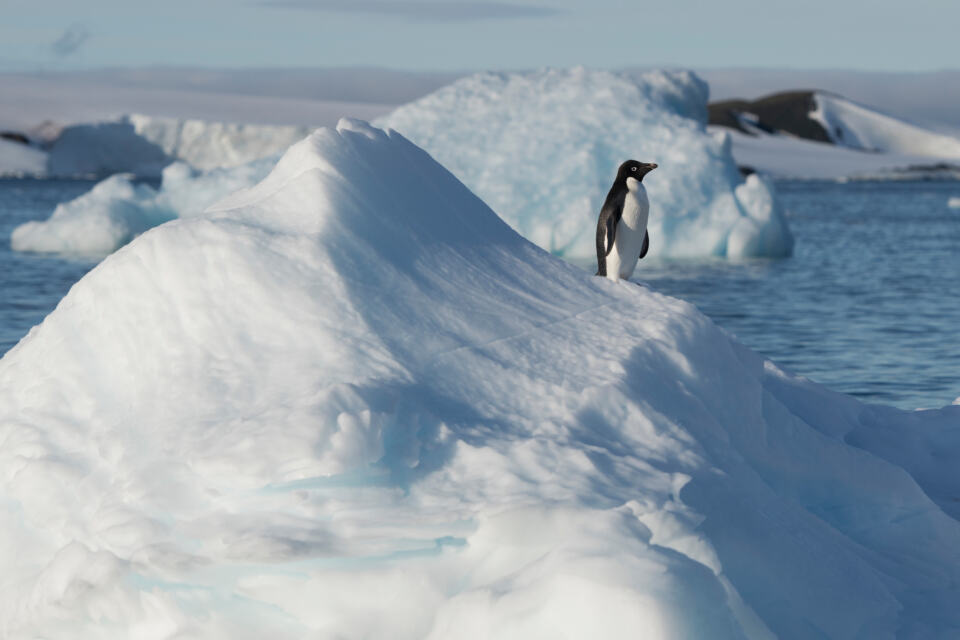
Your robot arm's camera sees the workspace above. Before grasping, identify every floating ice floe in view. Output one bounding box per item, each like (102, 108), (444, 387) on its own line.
(2, 119), (959, 639)
(377, 67), (794, 260)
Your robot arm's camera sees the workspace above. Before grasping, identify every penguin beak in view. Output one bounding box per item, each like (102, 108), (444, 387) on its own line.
(645, 163), (658, 171)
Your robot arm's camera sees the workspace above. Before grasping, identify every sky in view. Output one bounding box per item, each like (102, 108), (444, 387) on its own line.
(1, 0), (958, 73)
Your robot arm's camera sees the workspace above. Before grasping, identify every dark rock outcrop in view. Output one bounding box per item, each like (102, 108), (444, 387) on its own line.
(708, 91), (832, 143)
(0, 131), (31, 146)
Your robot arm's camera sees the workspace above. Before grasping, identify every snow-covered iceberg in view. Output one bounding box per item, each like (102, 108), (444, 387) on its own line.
(2, 119), (959, 638)
(377, 68), (794, 259)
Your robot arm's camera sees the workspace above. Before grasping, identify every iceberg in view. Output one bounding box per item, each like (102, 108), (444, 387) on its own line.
(377, 68), (794, 260)
(2, 119), (959, 639)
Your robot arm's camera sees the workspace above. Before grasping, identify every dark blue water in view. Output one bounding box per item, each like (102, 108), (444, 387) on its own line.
(0, 179), (98, 352)
(640, 180), (960, 409)
(2, 178), (959, 409)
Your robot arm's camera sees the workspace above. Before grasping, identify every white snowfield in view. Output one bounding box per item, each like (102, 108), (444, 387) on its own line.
(377, 68), (794, 260)
(714, 127), (958, 181)
(2, 120), (959, 639)
(725, 92), (960, 180)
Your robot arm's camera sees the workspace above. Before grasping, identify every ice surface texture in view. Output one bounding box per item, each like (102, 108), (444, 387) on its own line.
(378, 68), (794, 259)
(2, 120), (959, 639)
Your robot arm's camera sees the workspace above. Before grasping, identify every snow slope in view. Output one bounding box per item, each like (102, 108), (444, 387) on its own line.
(811, 93), (960, 158)
(11, 160), (273, 254)
(377, 68), (793, 260)
(2, 120), (959, 639)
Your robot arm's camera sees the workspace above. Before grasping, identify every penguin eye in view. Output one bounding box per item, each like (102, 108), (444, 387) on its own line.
(631, 166), (637, 171)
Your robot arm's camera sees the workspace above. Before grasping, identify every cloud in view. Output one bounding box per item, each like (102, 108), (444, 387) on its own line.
(258, 0), (560, 21)
(50, 24), (90, 58)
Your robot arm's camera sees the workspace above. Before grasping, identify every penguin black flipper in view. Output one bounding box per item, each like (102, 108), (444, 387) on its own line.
(639, 231), (650, 259)
(595, 190), (626, 275)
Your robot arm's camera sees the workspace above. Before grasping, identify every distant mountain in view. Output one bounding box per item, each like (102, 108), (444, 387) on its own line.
(709, 90), (960, 159)
(709, 91), (829, 141)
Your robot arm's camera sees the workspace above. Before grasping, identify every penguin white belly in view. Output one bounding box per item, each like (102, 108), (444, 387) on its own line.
(607, 179), (649, 280)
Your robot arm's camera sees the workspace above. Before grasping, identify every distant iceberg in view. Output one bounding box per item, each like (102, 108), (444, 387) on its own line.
(378, 68), (794, 260)
(2, 120), (959, 638)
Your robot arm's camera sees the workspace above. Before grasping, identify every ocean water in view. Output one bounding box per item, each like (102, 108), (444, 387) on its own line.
(1, 178), (958, 409)
(639, 180), (960, 409)
(0, 179), (97, 354)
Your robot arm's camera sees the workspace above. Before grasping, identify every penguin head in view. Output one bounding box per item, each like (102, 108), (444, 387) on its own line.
(618, 160), (658, 183)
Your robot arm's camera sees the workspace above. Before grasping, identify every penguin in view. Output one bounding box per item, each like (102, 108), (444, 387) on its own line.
(595, 160), (657, 281)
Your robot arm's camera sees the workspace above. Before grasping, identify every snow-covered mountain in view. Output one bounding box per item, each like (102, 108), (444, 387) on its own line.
(709, 90), (960, 179)
(2, 119), (958, 639)
(810, 92), (960, 157)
